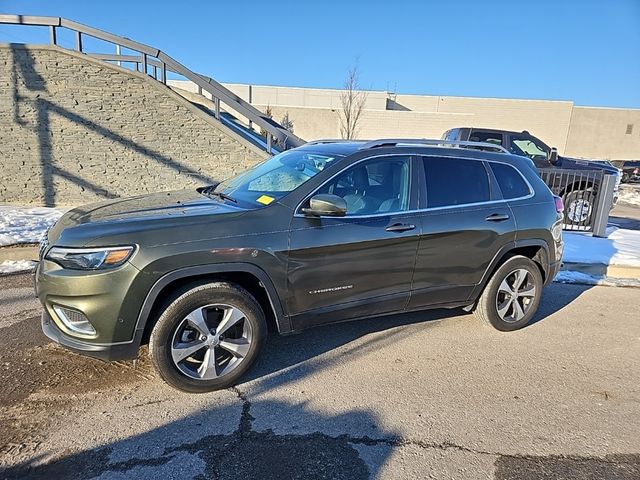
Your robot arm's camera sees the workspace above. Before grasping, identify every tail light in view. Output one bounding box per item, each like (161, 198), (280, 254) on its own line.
(554, 196), (564, 213)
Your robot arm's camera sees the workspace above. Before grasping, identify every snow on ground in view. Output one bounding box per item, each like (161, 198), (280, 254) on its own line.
(554, 270), (640, 288)
(618, 184), (640, 206)
(0, 206), (66, 246)
(0, 259), (37, 274)
(563, 227), (640, 267)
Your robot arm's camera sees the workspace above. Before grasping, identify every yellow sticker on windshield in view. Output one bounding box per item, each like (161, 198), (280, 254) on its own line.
(256, 195), (275, 205)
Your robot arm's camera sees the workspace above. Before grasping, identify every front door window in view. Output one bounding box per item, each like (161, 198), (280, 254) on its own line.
(509, 136), (549, 162)
(316, 156), (411, 215)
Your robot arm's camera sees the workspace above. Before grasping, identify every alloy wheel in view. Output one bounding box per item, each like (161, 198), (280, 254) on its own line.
(567, 199), (592, 223)
(170, 304), (252, 380)
(495, 268), (537, 323)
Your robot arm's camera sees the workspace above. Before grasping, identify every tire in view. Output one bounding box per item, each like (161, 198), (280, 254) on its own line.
(149, 282), (267, 393)
(474, 255), (543, 332)
(563, 188), (595, 226)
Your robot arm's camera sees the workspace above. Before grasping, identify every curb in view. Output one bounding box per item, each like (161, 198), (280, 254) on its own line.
(0, 245), (39, 263)
(561, 262), (640, 280)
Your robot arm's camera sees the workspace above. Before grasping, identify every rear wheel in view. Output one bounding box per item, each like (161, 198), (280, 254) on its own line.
(563, 188), (595, 226)
(474, 255), (543, 331)
(149, 282), (266, 393)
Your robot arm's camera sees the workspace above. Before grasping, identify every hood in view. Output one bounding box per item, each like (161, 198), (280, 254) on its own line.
(48, 189), (247, 246)
(557, 156), (620, 175)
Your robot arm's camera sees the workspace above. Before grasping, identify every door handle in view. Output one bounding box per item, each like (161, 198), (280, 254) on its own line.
(385, 223), (416, 232)
(485, 213), (510, 222)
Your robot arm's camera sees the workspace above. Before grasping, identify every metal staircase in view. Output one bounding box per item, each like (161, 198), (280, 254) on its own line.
(0, 14), (305, 154)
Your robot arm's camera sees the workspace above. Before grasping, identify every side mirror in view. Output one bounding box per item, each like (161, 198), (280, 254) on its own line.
(301, 194), (347, 217)
(548, 147), (559, 165)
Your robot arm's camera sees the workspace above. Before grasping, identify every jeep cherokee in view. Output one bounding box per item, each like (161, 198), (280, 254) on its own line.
(35, 139), (564, 392)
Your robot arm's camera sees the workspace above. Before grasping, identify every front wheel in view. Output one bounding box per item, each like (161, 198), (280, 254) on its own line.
(474, 255), (543, 331)
(149, 282), (267, 393)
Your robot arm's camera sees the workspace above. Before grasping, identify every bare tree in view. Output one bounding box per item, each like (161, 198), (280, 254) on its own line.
(280, 112), (294, 134)
(339, 66), (368, 140)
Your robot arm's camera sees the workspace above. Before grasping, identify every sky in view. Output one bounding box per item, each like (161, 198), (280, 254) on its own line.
(1, 0), (639, 108)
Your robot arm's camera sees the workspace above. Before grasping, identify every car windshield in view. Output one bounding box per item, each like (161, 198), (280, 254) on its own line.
(211, 149), (341, 207)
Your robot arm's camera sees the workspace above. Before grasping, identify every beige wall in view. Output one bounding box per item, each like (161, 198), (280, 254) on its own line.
(262, 95), (573, 154)
(169, 80), (640, 160)
(565, 107), (640, 160)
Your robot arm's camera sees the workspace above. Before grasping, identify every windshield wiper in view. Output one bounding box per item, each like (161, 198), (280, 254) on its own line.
(201, 186), (237, 203)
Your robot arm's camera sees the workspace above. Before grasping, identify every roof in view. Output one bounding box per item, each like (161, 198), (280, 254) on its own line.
(296, 140), (365, 156)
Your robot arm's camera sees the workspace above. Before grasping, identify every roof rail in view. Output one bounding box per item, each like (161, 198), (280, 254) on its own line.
(358, 138), (510, 154)
(305, 139), (362, 145)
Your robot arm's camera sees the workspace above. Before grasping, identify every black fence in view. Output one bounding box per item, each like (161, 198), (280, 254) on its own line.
(539, 168), (616, 236)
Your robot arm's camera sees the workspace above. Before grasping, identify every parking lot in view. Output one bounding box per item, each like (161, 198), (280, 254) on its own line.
(1, 274), (639, 479)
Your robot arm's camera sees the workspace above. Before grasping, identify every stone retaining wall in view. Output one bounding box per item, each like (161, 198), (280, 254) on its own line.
(0, 44), (266, 206)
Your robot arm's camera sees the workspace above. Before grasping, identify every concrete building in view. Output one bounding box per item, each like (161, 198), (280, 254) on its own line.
(172, 81), (640, 161)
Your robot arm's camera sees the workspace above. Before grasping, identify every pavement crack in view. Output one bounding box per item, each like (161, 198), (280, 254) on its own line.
(344, 434), (640, 468)
(229, 386), (254, 436)
(344, 435), (494, 455)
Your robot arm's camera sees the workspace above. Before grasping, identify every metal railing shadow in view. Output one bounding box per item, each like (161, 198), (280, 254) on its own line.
(8, 44), (217, 206)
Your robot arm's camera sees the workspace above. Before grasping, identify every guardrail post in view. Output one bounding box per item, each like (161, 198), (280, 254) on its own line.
(214, 98), (220, 120)
(267, 133), (273, 154)
(592, 172), (616, 237)
(153, 65), (158, 79)
(49, 25), (56, 45)
(160, 62), (167, 83)
(75, 31), (82, 51)
(141, 53), (147, 74)
(115, 44), (121, 66)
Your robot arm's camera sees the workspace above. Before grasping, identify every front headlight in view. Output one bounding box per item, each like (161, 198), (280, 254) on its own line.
(46, 246), (135, 270)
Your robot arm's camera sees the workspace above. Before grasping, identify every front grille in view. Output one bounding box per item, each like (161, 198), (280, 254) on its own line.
(38, 234), (49, 260)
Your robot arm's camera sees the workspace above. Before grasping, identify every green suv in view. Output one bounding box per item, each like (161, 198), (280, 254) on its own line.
(36, 139), (564, 392)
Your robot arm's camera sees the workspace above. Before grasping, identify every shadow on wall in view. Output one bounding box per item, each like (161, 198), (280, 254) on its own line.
(8, 44), (216, 207)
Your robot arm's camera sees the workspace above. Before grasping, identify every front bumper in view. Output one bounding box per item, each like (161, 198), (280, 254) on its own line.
(35, 258), (144, 359)
(42, 310), (139, 361)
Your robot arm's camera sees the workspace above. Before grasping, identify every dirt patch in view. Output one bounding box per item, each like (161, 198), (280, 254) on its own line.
(0, 320), (153, 407)
(0, 315), (154, 464)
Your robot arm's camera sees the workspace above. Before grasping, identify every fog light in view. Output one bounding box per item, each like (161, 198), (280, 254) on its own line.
(53, 306), (97, 337)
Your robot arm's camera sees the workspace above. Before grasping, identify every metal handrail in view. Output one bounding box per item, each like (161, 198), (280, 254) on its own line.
(0, 14), (305, 153)
(358, 138), (511, 154)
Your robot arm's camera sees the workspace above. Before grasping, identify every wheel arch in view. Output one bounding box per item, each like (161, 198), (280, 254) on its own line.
(560, 179), (596, 197)
(133, 263), (290, 348)
(470, 240), (551, 302)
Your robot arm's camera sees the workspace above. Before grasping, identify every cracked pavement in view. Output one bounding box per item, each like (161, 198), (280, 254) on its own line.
(0, 273), (639, 479)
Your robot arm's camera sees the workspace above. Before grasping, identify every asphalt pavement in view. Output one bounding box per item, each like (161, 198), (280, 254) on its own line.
(0, 273), (638, 479)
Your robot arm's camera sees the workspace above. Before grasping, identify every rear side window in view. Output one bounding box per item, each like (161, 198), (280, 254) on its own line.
(490, 162), (531, 199)
(469, 131), (503, 146)
(423, 157), (490, 207)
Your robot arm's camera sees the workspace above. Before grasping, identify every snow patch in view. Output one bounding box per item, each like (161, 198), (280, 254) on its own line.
(0, 259), (37, 274)
(618, 185), (640, 207)
(563, 227), (640, 267)
(0, 206), (66, 246)
(554, 270), (640, 288)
